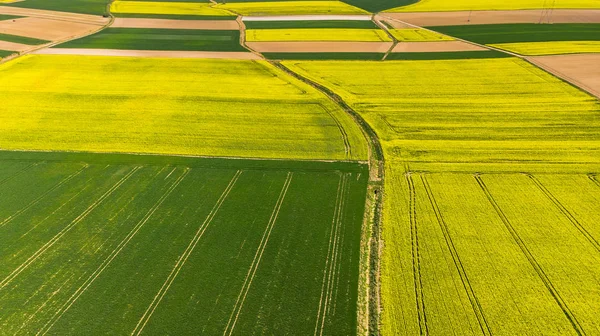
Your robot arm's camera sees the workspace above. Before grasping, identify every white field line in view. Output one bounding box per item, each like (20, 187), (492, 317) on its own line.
(223, 172), (294, 336)
(38, 168), (190, 336)
(131, 170), (243, 336)
(318, 173), (348, 336)
(242, 15), (372, 21)
(0, 167), (140, 291)
(0, 164), (89, 229)
(313, 173), (347, 336)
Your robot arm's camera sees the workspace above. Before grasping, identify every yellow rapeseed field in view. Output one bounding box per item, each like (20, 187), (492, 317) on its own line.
(386, 0), (600, 12)
(389, 28), (453, 42)
(217, 1), (369, 15)
(110, 1), (234, 16)
(490, 41), (600, 55)
(246, 28), (391, 42)
(0, 55), (368, 160)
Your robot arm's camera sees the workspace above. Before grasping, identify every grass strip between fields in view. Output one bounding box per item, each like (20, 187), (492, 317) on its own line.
(0, 14), (23, 21)
(0, 50), (15, 59)
(0, 33), (49, 46)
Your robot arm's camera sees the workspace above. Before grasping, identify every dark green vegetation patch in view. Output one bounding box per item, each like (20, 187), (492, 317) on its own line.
(0, 50), (16, 59)
(430, 23), (600, 44)
(0, 33), (49, 45)
(0, 14), (23, 21)
(55, 28), (246, 51)
(264, 52), (385, 60)
(244, 20), (379, 29)
(5, 0), (110, 16)
(0, 150), (367, 335)
(342, 0), (418, 12)
(386, 50), (512, 60)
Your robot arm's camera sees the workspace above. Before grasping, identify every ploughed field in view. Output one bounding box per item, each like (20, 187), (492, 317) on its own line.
(0, 151), (368, 335)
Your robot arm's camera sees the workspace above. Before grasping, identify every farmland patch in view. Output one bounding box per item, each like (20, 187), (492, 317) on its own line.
(528, 53), (600, 98)
(386, 0), (600, 12)
(110, 1), (236, 18)
(246, 28), (392, 42)
(490, 41), (600, 55)
(217, 1), (370, 16)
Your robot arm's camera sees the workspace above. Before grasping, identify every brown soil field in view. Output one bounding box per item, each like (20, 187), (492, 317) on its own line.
(392, 40), (487, 52)
(0, 5), (108, 25)
(0, 17), (101, 40)
(246, 41), (392, 53)
(111, 18), (240, 30)
(0, 39), (31, 51)
(528, 53), (600, 98)
(33, 48), (263, 59)
(383, 10), (600, 27)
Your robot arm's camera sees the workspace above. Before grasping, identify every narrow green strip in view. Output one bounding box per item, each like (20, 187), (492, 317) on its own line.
(0, 33), (49, 45)
(0, 50), (16, 58)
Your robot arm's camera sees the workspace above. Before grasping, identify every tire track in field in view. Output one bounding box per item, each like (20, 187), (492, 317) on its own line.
(475, 175), (586, 336)
(0, 162), (39, 187)
(0, 166), (140, 291)
(588, 174), (600, 188)
(420, 175), (492, 336)
(0, 164), (89, 229)
(131, 170), (243, 336)
(527, 174), (600, 253)
(314, 173), (348, 336)
(38, 168), (190, 336)
(405, 172), (428, 336)
(223, 172), (294, 336)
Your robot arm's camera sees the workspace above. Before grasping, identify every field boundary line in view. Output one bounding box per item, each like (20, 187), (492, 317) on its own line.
(527, 174), (600, 253)
(406, 173), (428, 335)
(131, 170), (243, 336)
(421, 174), (491, 336)
(0, 166), (140, 290)
(224, 172), (294, 336)
(38, 168), (190, 335)
(315, 173), (349, 336)
(0, 164), (89, 229)
(588, 174), (600, 188)
(371, 15), (397, 61)
(475, 174), (586, 336)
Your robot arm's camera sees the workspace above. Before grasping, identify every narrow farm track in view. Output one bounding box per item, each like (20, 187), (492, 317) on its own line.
(589, 174), (600, 187)
(527, 174), (600, 254)
(475, 175), (586, 336)
(224, 172), (294, 336)
(39, 168), (190, 336)
(420, 175), (492, 336)
(131, 170), (243, 336)
(272, 61), (385, 335)
(0, 166), (140, 291)
(0, 162), (38, 187)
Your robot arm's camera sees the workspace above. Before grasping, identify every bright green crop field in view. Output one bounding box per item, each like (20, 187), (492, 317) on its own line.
(282, 58), (600, 335)
(0, 55), (367, 161)
(0, 150), (368, 335)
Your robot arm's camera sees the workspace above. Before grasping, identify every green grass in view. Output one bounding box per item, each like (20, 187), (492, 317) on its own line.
(56, 28), (246, 51)
(243, 20), (379, 30)
(0, 14), (22, 21)
(265, 52), (385, 60)
(0, 50), (15, 59)
(0, 150), (368, 335)
(0, 55), (368, 161)
(4, 0), (110, 15)
(0, 33), (49, 45)
(342, 0), (418, 12)
(430, 23), (600, 45)
(386, 50), (511, 60)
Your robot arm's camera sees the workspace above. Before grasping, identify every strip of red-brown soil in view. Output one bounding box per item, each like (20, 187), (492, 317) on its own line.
(246, 41), (393, 53)
(383, 9), (600, 27)
(528, 53), (600, 99)
(111, 18), (239, 30)
(392, 40), (487, 52)
(33, 48), (263, 59)
(0, 17), (101, 40)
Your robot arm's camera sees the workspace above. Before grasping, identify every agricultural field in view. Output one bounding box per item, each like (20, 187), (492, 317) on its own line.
(110, 1), (237, 19)
(0, 150), (368, 335)
(2, 0), (109, 15)
(217, 1), (369, 15)
(491, 41), (600, 55)
(388, 28), (453, 42)
(386, 0), (600, 12)
(0, 55), (368, 160)
(246, 28), (391, 42)
(282, 57), (600, 334)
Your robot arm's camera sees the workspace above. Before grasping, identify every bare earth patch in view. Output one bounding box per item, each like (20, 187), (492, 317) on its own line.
(0, 39), (32, 51)
(33, 48), (263, 59)
(392, 41), (487, 52)
(0, 17), (101, 41)
(528, 53), (600, 99)
(0, 5), (108, 25)
(382, 10), (600, 27)
(111, 18), (240, 30)
(246, 41), (392, 52)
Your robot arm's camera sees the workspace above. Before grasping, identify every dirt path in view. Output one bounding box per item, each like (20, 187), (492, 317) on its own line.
(247, 41), (392, 53)
(111, 18), (239, 30)
(382, 9), (600, 27)
(527, 54), (600, 99)
(33, 48), (263, 59)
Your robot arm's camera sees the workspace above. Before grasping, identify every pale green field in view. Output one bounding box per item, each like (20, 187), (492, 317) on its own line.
(389, 28), (453, 42)
(387, 0), (600, 12)
(246, 28), (391, 42)
(282, 58), (600, 335)
(490, 41), (600, 55)
(0, 55), (368, 160)
(218, 1), (369, 15)
(110, 1), (234, 16)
